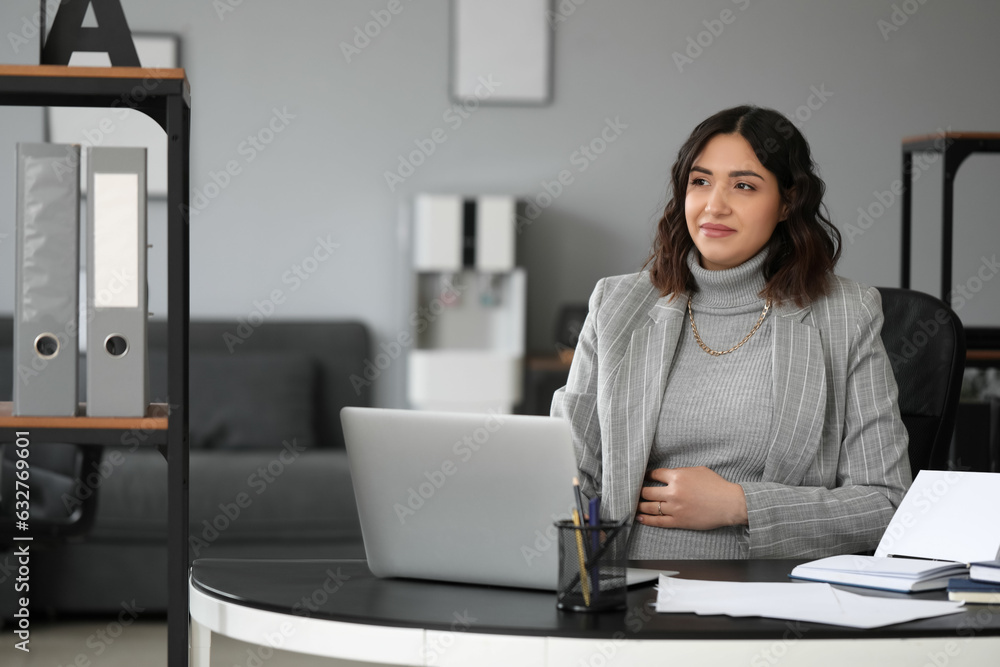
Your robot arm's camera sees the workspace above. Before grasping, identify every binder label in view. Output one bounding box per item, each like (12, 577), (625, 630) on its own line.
(93, 173), (139, 308)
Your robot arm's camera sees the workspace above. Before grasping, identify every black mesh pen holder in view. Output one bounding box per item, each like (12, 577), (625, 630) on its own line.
(555, 519), (627, 612)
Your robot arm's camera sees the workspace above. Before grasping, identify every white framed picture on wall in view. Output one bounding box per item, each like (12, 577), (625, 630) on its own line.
(451, 0), (553, 105)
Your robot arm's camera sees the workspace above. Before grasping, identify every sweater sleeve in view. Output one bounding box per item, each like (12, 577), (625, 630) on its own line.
(737, 286), (913, 558)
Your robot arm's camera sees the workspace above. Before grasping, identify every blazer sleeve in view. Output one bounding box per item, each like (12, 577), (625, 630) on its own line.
(550, 279), (605, 502)
(738, 286), (913, 558)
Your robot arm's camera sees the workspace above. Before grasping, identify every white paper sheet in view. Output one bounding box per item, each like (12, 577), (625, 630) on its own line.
(654, 575), (965, 629)
(875, 470), (1000, 562)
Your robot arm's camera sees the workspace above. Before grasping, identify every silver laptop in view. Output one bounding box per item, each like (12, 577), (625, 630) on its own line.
(341, 406), (581, 590)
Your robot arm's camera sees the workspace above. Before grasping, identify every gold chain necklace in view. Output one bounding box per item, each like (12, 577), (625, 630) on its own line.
(687, 296), (772, 357)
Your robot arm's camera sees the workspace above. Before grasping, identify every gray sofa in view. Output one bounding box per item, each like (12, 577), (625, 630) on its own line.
(1, 317), (370, 615)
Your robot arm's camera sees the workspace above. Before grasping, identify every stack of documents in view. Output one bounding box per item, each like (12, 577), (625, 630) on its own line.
(789, 555), (969, 592)
(788, 471), (1000, 594)
(654, 575), (964, 628)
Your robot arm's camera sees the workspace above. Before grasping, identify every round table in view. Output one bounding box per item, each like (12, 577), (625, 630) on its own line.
(189, 558), (1000, 666)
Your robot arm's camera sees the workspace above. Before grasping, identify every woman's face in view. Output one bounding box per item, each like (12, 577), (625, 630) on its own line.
(685, 133), (788, 271)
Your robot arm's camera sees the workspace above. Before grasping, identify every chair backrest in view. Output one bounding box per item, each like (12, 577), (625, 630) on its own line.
(877, 287), (966, 473)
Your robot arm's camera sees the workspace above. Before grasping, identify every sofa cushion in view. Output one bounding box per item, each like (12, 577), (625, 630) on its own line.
(83, 447), (363, 550)
(186, 351), (319, 450)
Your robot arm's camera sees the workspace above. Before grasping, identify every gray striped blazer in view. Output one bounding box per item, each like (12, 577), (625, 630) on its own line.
(551, 271), (912, 558)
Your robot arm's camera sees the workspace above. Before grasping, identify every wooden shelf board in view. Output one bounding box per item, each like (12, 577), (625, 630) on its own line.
(967, 350), (1000, 361)
(0, 64), (186, 81)
(0, 402), (169, 430)
(0, 65), (190, 105)
(902, 131), (1000, 146)
(527, 354), (573, 371)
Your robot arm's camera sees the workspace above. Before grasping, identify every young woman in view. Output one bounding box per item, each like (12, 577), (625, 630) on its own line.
(551, 105), (911, 559)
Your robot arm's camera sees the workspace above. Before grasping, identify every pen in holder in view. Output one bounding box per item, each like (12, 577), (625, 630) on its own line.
(555, 518), (628, 612)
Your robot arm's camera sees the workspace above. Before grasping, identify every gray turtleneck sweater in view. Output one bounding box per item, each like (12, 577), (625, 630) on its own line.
(627, 249), (773, 559)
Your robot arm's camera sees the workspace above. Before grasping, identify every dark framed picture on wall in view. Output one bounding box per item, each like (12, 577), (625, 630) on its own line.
(451, 0), (553, 106)
(45, 33), (181, 197)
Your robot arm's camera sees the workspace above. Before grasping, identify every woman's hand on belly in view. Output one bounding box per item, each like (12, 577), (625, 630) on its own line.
(636, 466), (748, 530)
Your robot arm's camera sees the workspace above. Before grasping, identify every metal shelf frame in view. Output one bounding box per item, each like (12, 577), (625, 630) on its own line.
(900, 131), (1000, 302)
(0, 64), (190, 667)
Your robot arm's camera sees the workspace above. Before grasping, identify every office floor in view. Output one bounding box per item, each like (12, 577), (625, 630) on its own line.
(1, 619), (375, 667)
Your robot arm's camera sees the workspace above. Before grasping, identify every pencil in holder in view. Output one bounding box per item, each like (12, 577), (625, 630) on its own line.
(555, 519), (627, 612)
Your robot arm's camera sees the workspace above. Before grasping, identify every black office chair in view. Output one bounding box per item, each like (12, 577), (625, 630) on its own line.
(877, 287), (966, 473)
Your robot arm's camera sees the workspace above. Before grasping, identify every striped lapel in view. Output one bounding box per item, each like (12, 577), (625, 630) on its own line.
(603, 295), (686, 523)
(764, 301), (828, 485)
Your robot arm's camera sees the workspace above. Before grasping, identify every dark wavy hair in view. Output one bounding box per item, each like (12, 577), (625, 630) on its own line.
(645, 105), (841, 307)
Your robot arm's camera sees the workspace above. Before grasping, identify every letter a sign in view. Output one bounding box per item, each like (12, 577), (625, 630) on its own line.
(42, 0), (140, 66)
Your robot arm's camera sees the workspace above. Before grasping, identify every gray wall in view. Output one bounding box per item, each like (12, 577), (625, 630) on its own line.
(2, 0), (999, 409)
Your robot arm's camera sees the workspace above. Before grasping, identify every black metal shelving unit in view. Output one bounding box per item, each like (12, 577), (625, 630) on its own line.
(900, 132), (1000, 298)
(900, 131), (1000, 363)
(0, 64), (190, 667)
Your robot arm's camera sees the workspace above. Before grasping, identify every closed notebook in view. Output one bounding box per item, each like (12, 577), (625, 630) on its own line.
(789, 555), (968, 593)
(947, 577), (1000, 604)
(970, 560), (1000, 584)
